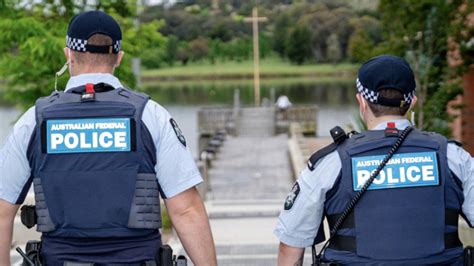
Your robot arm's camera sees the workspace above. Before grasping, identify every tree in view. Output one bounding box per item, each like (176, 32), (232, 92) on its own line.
(298, 3), (355, 62)
(164, 35), (180, 66)
(286, 24), (312, 65)
(189, 37), (209, 61)
(326, 33), (342, 63)
(0, 1), (166, 109)
(378, 0), (474, 135)
(348, 29), (374, 62)
(272, 13), (290, 57)
(348, 15), (382, 62)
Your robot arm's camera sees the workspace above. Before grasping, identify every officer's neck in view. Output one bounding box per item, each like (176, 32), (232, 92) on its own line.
(71, 65), (114, 76)
(365, 115), (407, 130)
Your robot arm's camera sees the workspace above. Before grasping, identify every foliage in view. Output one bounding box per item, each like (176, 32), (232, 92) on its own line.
(377, 0), (474, 135)
(326, 33), (342, 63)
(347, 15), (383, 62)
(163, 35), (180, 66)
(286, 24), (312, 65)
(140, 0), (380, 64)
(189, 37), (210, 61)
(272, 12), (290, 57)
(0, 9), (68, 108)
(0, 1), (166, 109)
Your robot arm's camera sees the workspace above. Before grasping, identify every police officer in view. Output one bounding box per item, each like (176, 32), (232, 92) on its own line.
(0, 11), (217, 265)
(275, 55), (473, 265)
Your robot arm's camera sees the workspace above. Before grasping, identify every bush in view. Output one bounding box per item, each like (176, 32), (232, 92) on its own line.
(286, 25), (312, 65)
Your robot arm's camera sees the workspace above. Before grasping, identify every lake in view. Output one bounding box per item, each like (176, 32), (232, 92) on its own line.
(0, 80), (358, 157)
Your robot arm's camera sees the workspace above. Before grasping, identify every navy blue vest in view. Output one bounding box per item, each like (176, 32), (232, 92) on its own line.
(321, 129), (464, 264)
(27, 86), (162, 238)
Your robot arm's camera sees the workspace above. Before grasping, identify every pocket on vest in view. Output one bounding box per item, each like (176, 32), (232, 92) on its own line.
(40, 168), (138, 230)
(128, 173), (161, 229)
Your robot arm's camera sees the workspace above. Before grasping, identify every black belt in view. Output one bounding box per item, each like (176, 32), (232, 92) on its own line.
(64, 261), (157, 266)
(327, 208), (459, 230)
(328, 232), (462, 252)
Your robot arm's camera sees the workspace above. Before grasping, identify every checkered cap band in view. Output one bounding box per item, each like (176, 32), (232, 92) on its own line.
(113, 40), (121, 53)
(66, 35), (87, 52)
(66, 35), (121, 53)
(403, 90), (415, 105)
(357, 78), (414, 105)
(357, 78), (379, 103)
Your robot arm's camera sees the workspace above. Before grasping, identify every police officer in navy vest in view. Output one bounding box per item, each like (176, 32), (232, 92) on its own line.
(275, 55), (473, 265)
(0, 11), (217, 265)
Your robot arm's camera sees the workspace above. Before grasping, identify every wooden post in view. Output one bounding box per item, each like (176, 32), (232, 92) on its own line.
(233, 89), (240, 120)
(212, 0), (219, 12)
(245, 7), (267, 107)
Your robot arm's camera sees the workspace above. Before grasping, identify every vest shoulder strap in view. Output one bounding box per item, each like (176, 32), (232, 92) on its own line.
(308, 126), (351, 171)
(34, 87), (151, 124)
(307, 143), (338, 171)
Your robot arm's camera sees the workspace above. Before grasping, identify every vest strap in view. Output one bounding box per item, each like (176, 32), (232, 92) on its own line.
(64, 261), (156, 266)
(327, 208), (459, 229)
(328, 232), (462, 253)
(445, 208), (459, 227)
(327, 212), (354, 229)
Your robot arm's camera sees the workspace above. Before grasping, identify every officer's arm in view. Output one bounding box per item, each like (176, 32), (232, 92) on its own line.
(0, 200), (19, 265)
(278, 242), (305, 266)
(164, 187), (217, 266)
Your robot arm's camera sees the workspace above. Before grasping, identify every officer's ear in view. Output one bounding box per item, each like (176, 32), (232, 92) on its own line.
(64, 47), (71, 62)
(64, 47), (76, 66)
(356, 93), (368, 111)
(114, 51), (124, 68)
(409, 95), (418, 111)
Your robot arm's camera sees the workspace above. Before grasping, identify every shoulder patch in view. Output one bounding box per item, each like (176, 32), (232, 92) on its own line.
(308, 143), (338, 171)
(284, 182), (300, 210)
(170, 118), (186, 147)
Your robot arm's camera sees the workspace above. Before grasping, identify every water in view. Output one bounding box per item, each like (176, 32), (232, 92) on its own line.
(0, 81), (358, 157)
(144, 80), (358, 156)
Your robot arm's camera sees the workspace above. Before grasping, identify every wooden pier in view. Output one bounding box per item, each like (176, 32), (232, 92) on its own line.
(185, 105), (318, 265)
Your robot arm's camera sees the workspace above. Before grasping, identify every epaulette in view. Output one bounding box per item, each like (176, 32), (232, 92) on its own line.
(307, 143), (338, 171)
(307, 126), (353, 171)
(448, 140), (463, 147)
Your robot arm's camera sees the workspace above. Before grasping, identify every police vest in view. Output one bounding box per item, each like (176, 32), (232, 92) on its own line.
(320, 129), (464, 263)
(27, 85), (162, 238)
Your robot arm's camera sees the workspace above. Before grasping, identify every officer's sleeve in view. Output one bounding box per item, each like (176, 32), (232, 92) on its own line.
(142, 100), (203, 199)
(447, 143), (474, 226)
(274, 150), (341, 248)
(0, 107), (36, 204)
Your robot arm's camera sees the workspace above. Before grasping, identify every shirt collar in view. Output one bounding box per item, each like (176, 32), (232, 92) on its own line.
(65, 73), (123, 91)
(372, 119), (412, 130)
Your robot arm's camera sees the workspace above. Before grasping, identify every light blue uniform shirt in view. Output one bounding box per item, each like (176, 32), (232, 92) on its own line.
(274, 119), (474, 248)
(0, 73), (202, 204)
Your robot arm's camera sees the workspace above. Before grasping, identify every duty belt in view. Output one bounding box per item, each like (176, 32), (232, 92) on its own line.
(63, 262), (157, 266)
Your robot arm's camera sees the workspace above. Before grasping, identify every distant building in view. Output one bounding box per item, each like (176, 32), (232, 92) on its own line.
(449, 9), (474, 155)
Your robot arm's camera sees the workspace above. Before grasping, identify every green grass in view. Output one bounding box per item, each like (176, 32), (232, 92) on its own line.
(142, 57), (357, 78)
(142, 76), (355, 89)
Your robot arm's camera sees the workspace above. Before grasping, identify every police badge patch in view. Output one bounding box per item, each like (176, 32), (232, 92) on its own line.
(170, 118), (187, 147)
(284, 182), (300, 210)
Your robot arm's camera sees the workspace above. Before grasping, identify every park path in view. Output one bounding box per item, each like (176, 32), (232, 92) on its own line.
(192, 108), (312, 265)
(205, 135), (292, 265)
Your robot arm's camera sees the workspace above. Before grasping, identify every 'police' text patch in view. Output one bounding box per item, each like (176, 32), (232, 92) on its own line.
(46, 118), (131, 154)
(352, 152), (439, 191)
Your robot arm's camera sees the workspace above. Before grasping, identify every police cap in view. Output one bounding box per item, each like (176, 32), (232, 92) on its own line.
(66, 11), (122, 54)
(357, 55), (416, 108)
